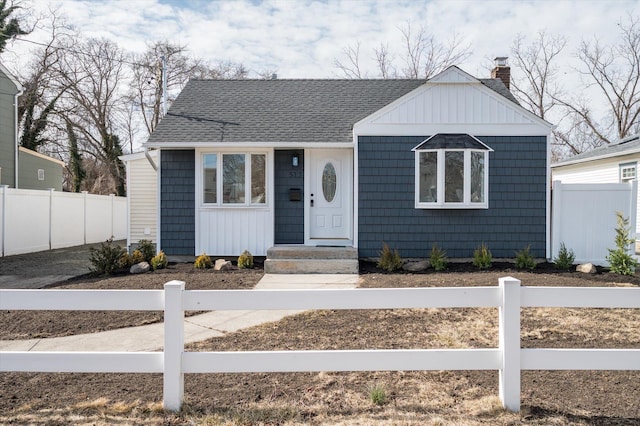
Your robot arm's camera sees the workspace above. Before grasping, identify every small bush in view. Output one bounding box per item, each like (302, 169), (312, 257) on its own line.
(429, 243), (448, 271)
(89, 238), (126, 275)
(194, 253), (213, 269)
(237, 250), (254, 269)
(606, 212), (638, 275)
(554, 242), (576, 270)
(137, 239), (155, 262)
(130, 249), (145, 265)
(117, 252), (132, 270)
(377, 242), (404, 272)
(515, 245), (536, 270)
(367, 382), (388, 406)
(150, 250), (168, 270)
(473, 243), (492, 270)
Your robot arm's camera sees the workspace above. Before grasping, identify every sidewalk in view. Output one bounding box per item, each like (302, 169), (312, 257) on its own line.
(0, 274), (359, 352)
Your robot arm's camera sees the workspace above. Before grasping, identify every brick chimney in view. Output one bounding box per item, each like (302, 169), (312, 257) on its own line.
(491, 57), (510, 90)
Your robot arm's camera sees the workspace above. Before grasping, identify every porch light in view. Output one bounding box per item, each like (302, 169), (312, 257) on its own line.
(292, 153), (299, 167)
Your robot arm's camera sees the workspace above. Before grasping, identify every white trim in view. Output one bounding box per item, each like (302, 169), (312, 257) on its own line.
(546, 133), (552, 260)
(353, 132), (359, 249)
(156, 150), (162, 255)
(552, 147), (640, 168)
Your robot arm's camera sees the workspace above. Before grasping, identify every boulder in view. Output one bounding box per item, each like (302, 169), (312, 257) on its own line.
(403, 260), (430, 272)
(130, 261), (150, 274)
(214, 259), (233, 271)
(576, 263), (596, 274)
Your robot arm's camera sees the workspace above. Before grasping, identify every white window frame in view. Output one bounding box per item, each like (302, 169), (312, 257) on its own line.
(414, 148), (490, 209)
(619, 162), (636, 182)
(199, 151), (268, 208)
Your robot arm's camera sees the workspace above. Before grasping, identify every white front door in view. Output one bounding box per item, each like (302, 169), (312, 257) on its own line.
(307, 149), (353, 245)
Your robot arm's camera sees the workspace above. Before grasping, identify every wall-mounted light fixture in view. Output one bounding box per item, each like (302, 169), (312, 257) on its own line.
(292, 153), (299, 167)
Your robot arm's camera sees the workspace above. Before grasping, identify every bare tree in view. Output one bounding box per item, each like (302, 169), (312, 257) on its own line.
(510, 31), (566, 121)
(335, 23), (471, 79)
(55, 37), (128, 195)
(558, 14), (640, 146)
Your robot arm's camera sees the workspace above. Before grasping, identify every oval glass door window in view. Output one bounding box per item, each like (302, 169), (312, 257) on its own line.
(322, 162), (337, 202)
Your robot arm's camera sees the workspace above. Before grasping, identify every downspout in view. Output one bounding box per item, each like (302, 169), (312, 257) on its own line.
(145, 147), (158, 171)
(14, 86), (23, 188)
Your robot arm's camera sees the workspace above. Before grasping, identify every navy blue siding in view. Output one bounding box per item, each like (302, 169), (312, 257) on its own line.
(160, 150), (195, 256)
(358, 136), (547, 258)
(274, 150), (304, 244)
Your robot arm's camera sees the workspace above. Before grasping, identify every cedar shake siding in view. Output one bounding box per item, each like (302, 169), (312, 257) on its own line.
(358, 135), (547, 258)
(160, 150), (195, 256)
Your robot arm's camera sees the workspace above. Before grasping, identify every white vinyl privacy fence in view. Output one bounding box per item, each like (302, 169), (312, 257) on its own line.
(0, 186), (126, 256)
(552, 180), (638, 265)
(1, 278), (638, 412)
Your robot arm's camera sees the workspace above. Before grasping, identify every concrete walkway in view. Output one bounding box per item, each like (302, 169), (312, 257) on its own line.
(0, 274), (359, 352)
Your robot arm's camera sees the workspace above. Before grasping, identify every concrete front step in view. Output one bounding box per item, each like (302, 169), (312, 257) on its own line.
(265, 246), (359, 274)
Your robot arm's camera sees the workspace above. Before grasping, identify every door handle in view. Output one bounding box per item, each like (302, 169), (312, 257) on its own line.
(310, 193), (314, 207)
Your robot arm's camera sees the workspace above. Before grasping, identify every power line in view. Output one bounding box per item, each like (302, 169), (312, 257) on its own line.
(12, 36), (155, 69)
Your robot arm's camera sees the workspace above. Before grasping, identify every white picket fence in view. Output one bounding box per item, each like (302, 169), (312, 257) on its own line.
(0, 186), (127, 256)
(1, 278), (638, 412)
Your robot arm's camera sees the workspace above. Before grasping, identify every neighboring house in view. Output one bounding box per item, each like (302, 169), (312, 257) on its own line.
(0, 63), (64, 191)
(552, 133), (640, 241)
(0, 62), (21, 188)
(120, 150), (158, 252)
(144, 63), (553, 259)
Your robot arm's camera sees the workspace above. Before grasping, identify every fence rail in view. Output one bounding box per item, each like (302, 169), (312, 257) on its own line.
(0, 186), (126, 257)
(1, 277), (639, 413)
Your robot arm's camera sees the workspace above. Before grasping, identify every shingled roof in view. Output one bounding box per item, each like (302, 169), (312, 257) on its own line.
(146, 76), (518, 145)
(552, 134), (640, 167)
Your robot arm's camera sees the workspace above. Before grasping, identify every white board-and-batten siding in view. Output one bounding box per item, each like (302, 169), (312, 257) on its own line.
(552, 154), (640, 238)
(122, 152), (158, 250)
(197, 208), (273, 256)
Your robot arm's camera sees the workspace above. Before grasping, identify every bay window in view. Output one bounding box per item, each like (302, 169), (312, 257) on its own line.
(202, 152), (266, 206)
(414, 134), (492, 209)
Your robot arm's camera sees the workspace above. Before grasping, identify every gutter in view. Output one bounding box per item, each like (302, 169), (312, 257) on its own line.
(144, 147), (158, 171)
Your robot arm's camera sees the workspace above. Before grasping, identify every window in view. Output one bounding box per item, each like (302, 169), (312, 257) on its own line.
(202, 152), (266, 206)
(413, 134), (492, 209)
(620, 163), (636, 182)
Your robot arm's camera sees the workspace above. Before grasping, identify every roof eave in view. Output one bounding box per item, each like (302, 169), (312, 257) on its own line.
(552, 146), (640, 168)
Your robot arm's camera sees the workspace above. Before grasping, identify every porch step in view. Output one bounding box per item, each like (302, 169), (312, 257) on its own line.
(264, 246), (359, 274)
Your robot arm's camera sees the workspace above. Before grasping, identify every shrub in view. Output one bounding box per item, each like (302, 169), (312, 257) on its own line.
(194, 253), (213, 269)
(473, 243), (492, 270)
(150, 250), (168, 270)
(137, 239), (155, 262)
(554, 242), (575, 270)
(117, 252), (132, 270)
(606, 212), (638, 276)
(377, 242), (404, 272)
(429, 243), (448, 271)
(367, 382), (388, 406)
(237, 250), (254, 269)
(130, 249), (145, 265)
(515, 245), (536, 270)
(89, 238), (126, 275)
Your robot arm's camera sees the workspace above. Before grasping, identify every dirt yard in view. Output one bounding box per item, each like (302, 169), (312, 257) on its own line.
(1, 262), (639, 425)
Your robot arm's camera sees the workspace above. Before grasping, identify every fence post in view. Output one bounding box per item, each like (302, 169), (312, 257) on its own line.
(82, 191), (88, 245)
(164, 280), (185, 411)
(48, 188), (54, 250)
(0, 185), (6, 257)
(498, 276), (521, 411)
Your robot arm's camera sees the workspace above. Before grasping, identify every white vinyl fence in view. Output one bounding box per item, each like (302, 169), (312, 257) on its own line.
(0, 186), (126, 257)
(1, 278), (638, 412)
(552, 180), (638, 265)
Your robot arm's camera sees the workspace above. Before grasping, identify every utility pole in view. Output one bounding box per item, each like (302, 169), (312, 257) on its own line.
(161, 55), (167, 116)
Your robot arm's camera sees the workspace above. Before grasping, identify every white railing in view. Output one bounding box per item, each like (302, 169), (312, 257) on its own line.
(0, 277), (638, 412)
(0, 186), (127, 256)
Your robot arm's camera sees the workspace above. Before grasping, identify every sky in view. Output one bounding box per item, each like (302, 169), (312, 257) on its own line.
(3, 0), (639, 80)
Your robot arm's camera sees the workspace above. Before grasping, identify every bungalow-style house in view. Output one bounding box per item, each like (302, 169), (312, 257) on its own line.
(552, 133), (640, 244)
(144, 62), (553, 269)
(0, 63), (64, 191)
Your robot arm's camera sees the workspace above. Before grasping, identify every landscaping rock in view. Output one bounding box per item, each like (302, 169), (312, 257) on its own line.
(214, 259), (233, 271)
(403, 260), (429, 272)
(576, 263), (596, 274)
(130, 262), (150, 274)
